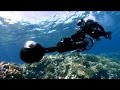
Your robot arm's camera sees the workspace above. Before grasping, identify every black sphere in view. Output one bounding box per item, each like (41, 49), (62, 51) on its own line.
(20, 44), (45, 63)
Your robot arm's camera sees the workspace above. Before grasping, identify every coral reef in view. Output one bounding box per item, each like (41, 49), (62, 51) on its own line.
(1, 51), (120, 79)
(0, 62), (24, 79)
(99, 52), (120, 61)
(21, 52), (120, 79)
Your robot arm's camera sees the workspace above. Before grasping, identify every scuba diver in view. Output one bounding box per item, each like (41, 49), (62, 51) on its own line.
(20, 19), (112, 63)
(72, 19), (112, 41)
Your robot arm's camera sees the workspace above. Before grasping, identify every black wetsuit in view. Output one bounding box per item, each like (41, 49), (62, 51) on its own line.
(71, 21), (107, 41)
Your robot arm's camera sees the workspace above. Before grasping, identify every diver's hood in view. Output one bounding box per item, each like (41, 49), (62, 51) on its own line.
(77, 20), (85, 27)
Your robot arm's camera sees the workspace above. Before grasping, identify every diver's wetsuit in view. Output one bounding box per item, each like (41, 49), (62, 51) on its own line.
(72, 21), (108, 41)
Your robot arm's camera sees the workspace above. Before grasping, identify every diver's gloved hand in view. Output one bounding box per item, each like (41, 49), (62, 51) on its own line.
(104, 33), (108, 38)
(104, 32), (112, 40)
(107, 31), (112, 40)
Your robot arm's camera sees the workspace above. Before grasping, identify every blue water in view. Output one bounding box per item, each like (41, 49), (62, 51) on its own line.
(0, 11), (120, 64)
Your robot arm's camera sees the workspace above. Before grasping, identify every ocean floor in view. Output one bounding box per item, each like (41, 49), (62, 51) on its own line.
(0, 51), (120, 79)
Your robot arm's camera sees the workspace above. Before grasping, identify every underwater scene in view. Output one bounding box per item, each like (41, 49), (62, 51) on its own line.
(0, 11), (120, 79)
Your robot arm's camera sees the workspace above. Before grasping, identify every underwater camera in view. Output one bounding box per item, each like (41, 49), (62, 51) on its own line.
(20, 41), (46, 63)
(20, 38), (93, 63)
